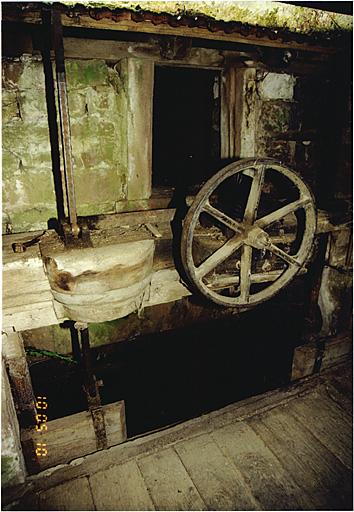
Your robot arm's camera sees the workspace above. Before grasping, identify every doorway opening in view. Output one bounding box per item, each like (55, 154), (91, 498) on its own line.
(152, 66), (220, 189)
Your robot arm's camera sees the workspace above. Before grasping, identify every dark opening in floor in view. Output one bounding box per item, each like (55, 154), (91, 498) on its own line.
(28, 286), (307, 438)
(152, 65), (220, 188)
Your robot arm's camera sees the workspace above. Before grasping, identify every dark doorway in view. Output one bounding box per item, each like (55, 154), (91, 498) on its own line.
(153, 66), (220, 188)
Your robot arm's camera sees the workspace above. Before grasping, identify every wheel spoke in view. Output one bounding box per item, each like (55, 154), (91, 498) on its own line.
(240, 244), (252, 302)
(243, 165), (265, 223)
(267, 242), (301, 267)
(203, 202), (243, 233)
(195, 233), (244, 279)
(206, 267), (308, 290)
(256, 196), (311, 229)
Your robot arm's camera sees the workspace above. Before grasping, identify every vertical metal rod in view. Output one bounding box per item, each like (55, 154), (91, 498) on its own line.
(74, 322), (97, 401)
(74, 322), (108, 450)
(41, 7), (66, 226)
(80, 326), (98, 400)
(52, 9), (80, 237)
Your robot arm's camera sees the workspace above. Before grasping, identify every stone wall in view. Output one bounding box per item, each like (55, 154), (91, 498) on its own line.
(252, 66), (352, 204)
(2, 57), (129, 233)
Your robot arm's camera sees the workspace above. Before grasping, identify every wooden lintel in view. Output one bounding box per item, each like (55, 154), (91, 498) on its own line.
(2, 9), (338, 55)
(63, 37), (226, 68)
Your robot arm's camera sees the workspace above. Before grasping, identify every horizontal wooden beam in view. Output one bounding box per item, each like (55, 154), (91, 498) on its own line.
(291, 332), (352, 381)
(21, 400), (126, 474)
(2, 8), (337, 54)
(63, 37), (226, 68)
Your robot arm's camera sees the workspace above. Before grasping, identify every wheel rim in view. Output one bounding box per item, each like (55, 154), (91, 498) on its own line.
(181, 158), (317, 307)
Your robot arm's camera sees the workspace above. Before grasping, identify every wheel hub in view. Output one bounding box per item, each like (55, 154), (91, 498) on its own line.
(244, 226), (271, 250)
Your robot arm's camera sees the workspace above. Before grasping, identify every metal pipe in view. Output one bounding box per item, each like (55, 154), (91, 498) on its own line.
(52, 9), (80, 238)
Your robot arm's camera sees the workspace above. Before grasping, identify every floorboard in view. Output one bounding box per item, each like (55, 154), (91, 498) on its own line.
(4, 365), (352, 511)
(39, 477), (94, 511)
(249, 406), (353, 510)
(89, 459), (155, 511)
(211, 421), (308, 510)
(137, 447), (207, 511)
(174, 433), (259, 510)
(289, 391), (352, 469)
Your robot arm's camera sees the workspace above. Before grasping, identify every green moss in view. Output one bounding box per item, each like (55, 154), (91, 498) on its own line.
(7, 207), (57, 233)
(2, 123), (51, 173)
(66, 60), (109, 89)
(261, 102), (292, 133)
(1, 455), (18, 486)
(76, 201), (116, 216)
(2, 90), (20, 123)
(115, 199), (151, 213)
(18, 60), (46, 90)
(60, 1), (352, 35)
(88, 318), (128, 347)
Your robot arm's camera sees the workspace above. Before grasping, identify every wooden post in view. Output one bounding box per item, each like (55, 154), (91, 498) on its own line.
(2, 330), (37, 428)
(116, 58), (154, 201)
(1, 358), (27, 486)
(221, 66), (257, 159)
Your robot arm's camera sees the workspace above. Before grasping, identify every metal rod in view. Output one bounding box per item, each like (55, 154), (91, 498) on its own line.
(74, 322), (108, 450)
(75, 322), (97, 400)
(52, 9), (80, 238)
(41, 7), (66, 226)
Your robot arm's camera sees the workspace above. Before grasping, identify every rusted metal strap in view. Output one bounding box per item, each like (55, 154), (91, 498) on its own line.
(74, 322), (108, 450)
(91, 407), (108, 450)
(52, 9), (80, 238)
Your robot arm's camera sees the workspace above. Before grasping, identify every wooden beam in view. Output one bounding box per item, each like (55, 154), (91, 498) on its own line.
(1, 358), (27, 486)
(291, 332), (352, 381)
(21, 400), (126, 474)
(116, 58), (154, 201)
(2, 8), (337, 54)
(2, 331), (37, 427)
(63, 37), (226, 68)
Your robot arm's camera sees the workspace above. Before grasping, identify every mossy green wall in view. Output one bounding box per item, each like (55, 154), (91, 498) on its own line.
(2, 57), (129, 233)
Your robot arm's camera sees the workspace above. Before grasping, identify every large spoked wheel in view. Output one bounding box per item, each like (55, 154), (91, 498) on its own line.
(181, 158), (317, 307)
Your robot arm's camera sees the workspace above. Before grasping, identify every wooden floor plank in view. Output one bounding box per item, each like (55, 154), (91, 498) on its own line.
(331, 367), (353, 396)
(2, 491), (39, 511)
(174, 433), (259, 510)
(211, 421), (308, 510)
(288, 392), (352, 469)
(249, 407), (353, 510)
(39, 477), (94, 511)
(325, 381), (353, 416)
(89, 459), (155, 511)
(137, 447), (207, 510)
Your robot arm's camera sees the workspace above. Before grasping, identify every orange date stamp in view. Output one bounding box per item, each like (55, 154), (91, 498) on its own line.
(35, 396), (48, 457)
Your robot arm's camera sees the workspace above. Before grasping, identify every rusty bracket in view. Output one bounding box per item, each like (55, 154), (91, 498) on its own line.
(52, 9), (80, 240)
(12, 231), (46, 253)
(74, 322), (108, 450)
(61, 220), (92, 248)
